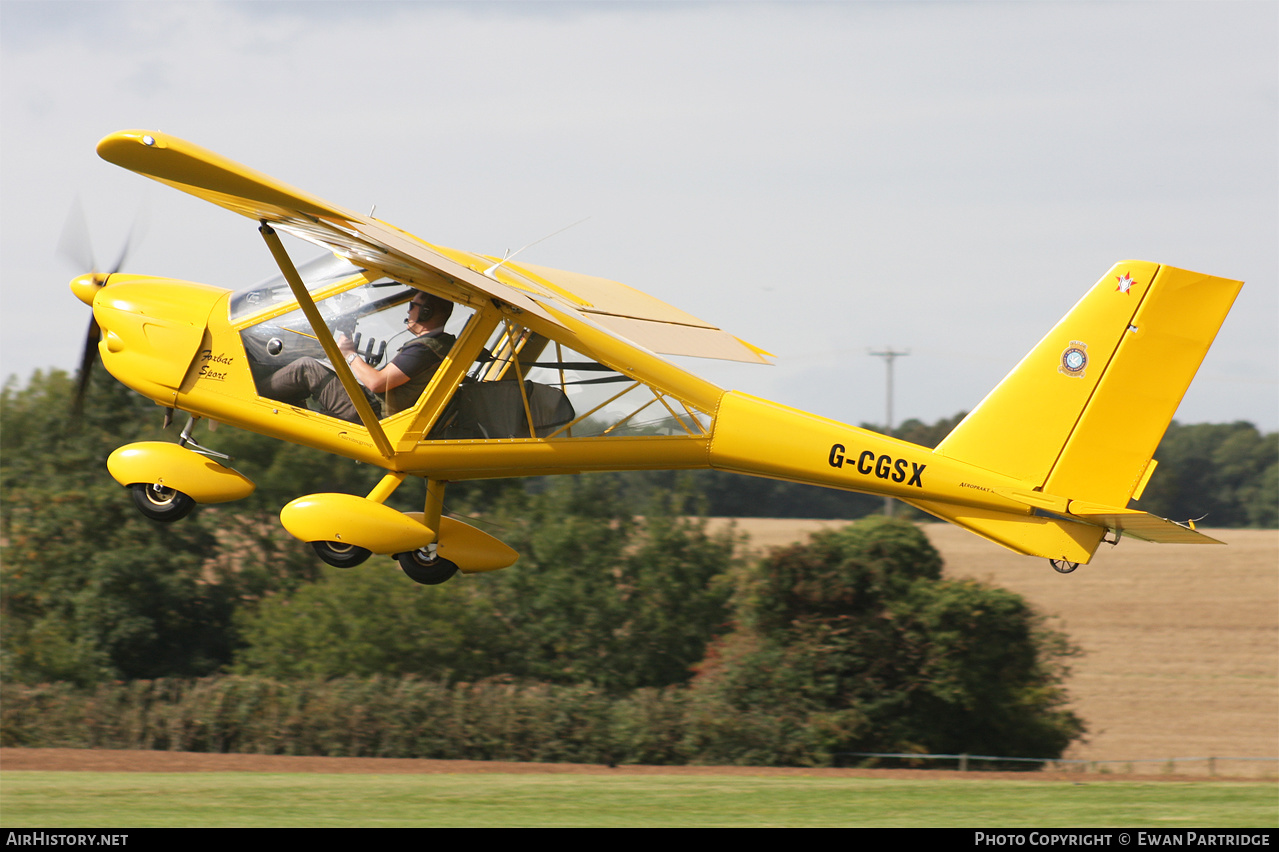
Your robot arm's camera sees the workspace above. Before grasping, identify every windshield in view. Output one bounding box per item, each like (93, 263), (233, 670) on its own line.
(228, 253), (366, 323)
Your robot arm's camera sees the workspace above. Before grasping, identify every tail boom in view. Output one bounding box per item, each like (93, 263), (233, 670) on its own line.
(709, 392), (1046, 516)
(706, 393), (1110, 564)
(706, 261), (1240, 565)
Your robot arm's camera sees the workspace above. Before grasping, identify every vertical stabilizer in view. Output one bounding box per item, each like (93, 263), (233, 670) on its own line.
(935, 262), (1242, 508)
(1043, 266), (1243, 505)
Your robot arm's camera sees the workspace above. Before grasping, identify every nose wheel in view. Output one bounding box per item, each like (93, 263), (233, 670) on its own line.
(130, 483), (196, 522)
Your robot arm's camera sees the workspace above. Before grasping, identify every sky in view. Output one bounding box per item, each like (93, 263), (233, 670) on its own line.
(2, 0), (1275, 433)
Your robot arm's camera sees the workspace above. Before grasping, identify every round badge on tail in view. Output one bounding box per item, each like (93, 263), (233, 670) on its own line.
(1058, 341), (1088, 378)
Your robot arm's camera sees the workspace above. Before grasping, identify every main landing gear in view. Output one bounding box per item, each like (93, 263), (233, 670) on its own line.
(394, 546), (459, 585)
(390, 478), (457, 585)
(312, 540), (456, 583)
(312, 540), (372, 568)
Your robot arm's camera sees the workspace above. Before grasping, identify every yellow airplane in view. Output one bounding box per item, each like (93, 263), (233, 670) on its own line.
(69, 130), (1243, 583)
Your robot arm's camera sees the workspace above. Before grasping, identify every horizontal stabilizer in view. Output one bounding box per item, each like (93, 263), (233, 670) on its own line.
(903, 498), (1107, 564)
(1065, 504), (1224, 545)
(992, 487), (1225, 545)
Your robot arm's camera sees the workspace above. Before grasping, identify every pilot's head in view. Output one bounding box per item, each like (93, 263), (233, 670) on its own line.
(406, 292), (453, 333)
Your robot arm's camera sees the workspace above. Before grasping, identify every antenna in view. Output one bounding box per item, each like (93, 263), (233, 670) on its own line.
(483, 217), (591, 279)
(869, 346), (909, 516)
(868, 346), (910, 434)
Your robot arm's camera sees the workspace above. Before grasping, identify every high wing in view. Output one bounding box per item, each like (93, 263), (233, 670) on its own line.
(96, 130), (771, 365)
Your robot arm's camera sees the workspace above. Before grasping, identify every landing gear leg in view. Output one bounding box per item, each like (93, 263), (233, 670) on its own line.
(178, 415), (231, 460)
(394, 478), (456, 585)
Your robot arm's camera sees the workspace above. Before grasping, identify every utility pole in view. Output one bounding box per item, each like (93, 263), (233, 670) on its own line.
(868, 347), (909, 516)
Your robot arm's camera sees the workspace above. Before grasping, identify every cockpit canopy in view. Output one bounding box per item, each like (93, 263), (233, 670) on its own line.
(231, 255), (713, 440)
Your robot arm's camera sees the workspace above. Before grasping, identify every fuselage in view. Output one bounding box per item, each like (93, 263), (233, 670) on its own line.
(78, 264), (1035, 523)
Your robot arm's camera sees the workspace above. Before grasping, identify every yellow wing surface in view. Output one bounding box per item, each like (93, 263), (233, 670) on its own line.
(95, 130), (770, 365)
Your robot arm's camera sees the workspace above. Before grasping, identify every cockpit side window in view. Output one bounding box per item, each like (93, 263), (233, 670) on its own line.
(426, 318), (711, 440)
(238, 279), (472, 424)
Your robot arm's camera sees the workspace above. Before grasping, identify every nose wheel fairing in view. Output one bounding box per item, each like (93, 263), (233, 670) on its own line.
(107, 442), (256, 505)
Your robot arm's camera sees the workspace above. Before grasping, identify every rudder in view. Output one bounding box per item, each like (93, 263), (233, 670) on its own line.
(925, 262), (1241, 562)
(1043, 265), (1243, 506)
(935, 262), (1242, 507)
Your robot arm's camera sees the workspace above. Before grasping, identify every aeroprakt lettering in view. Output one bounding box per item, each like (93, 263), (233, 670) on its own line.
(828, 443), (925, 487)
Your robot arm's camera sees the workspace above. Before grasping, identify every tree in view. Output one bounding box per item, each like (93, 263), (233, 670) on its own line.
(1138, 422), (1278, 527)
(1, 370), (237, 684)
(232, 563), (502, 681)
(893, 579), (1083, 760)
(884, 412), (968, 449)
(232, 475), (739, 690)
(479, 476), (738, 691)
(683, 517), (1084, 766)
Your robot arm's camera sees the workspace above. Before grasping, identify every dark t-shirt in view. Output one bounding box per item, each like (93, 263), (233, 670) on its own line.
(386, 330), (455, 415)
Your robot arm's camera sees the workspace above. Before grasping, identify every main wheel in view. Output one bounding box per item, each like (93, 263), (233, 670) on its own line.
(395, 549), (459, 585)
(312, 540), (371, 568)
(130, 482), (195, 522)
(1049, 559), (1080, 574)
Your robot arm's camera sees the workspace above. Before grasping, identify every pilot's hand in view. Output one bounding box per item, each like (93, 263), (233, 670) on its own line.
(336, 333), (355, 356)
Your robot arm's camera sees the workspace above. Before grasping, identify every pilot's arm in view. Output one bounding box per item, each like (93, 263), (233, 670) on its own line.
(337, 333), (410, 394)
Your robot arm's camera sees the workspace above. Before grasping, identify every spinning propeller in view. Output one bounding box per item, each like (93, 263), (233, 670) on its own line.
(60, 198), (143, 418)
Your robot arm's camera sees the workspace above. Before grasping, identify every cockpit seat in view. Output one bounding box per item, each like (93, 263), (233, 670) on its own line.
(431, 380), (575, 440)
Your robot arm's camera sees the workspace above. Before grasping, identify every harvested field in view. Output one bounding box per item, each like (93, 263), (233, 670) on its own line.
(710, 519), (1279, 777)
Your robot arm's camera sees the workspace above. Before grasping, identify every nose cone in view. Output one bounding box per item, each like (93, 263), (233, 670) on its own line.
(91, 276), (229, 399)
(69, 273), (106, 306)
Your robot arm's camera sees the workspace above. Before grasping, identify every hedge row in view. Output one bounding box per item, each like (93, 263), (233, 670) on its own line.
(0, 676), (695, 765)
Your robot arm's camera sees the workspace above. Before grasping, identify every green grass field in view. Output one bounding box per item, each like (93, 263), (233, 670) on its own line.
(2, 771), (1275, 827)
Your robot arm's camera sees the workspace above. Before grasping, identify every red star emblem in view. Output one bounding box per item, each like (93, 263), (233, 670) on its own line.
(1115, 272), (1135, 294)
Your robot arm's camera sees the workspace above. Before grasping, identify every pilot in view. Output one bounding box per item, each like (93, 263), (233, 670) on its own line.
(263, 291), (455, 422)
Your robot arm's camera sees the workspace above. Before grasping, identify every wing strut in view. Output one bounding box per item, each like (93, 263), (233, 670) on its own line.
(258, 223), (394, 459)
